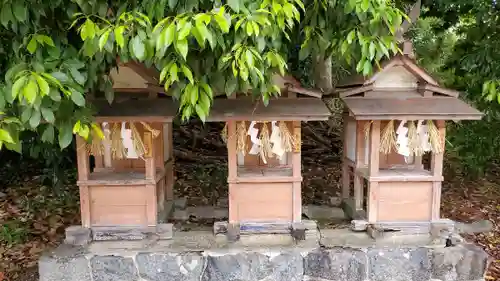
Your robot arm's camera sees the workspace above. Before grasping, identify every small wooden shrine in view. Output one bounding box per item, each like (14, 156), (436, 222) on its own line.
(338, 44), (483, 236)
(73, 59), (331, 240)
(207, 76), (330, 230)
(76, 61), (177, 230)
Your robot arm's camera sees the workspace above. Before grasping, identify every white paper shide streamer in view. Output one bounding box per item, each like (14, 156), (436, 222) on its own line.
(121, 122), (139, 159)
(247, 121), (261, 155)
(395, 120), (432, 161)
(246, 121), (287, 161)
(270, 121), (285, 159)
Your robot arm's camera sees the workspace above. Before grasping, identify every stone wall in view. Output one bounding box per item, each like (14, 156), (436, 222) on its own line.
(40, 242), (489, 281)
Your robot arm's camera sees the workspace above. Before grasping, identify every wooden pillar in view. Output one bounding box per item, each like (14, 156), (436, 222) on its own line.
(368, 121), (380, 176)
(163, 122), (174, 200)
(431, 120), (446, 220)
(341, 116), (350, 200)
(144, 131), (157, 226)
(367, 120), (380, 223)
(76, 136), (91, 227)
(354, 120), (366, 210)
(292, 121), (302, 222)
(227, 121), (237, 223)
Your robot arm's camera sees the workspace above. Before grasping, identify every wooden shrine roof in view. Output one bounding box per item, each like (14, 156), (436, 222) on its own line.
(336, 54), (439, 89)
(206, 98), (331, 121)
(343, 97), (483, 120)
(91, 98), (178, 122)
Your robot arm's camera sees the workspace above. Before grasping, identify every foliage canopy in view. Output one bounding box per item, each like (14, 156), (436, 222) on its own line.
(0, 0), (406, 151)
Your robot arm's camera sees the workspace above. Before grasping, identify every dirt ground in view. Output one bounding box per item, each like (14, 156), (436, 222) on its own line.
(0, 119), (499, 281)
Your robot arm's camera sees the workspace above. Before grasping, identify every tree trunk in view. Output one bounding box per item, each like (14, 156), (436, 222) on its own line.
(313, 55), (333, 94)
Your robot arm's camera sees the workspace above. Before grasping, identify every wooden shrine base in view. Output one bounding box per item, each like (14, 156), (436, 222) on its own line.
(213, 220), (319, 242)
(64, 224), (174, 245)
(342, 198), (463, 239)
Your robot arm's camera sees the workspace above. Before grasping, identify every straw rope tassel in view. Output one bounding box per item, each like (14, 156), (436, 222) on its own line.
(407, 121), (420, 156)
(110, 122), (125, 160)
(129, 122), (146, 159)
(364, 121), (373, 141)
(279, 121), (294, 152)
(293, 125), (301, 153)
(427, 120), (444, 154)
(236, 121), (247, 155)
(221, 122), (228, 144)
(259, 122), (272, 164)
(379, 120), (397, 154)
(87, 128), (104, 156)
(140, 122), (160, 138)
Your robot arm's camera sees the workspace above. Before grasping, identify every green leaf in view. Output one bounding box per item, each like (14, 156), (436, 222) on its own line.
(41, 107), (55, 123)
(27, 37), (38, 54)
(69, 88), (86, 106)
(294, 0), (305, 11)
(58, 123), (73, 149)
(72, 120), (81, 134)
(369, 42), (376, 60)
(70, 68), (86, 85)
(362, 60), (372, 76)
(5, 63), (28, 83)
(245, 50), (254, 68)
(0, 90), (5, 110)
(51, 71), (70, 83)
(0, 128), (14, 144)
(49, 89), (61, 102)
(4, 140), (21, 153)
(174, 39), (188, 60)
(246, 22), (254, 36)
(195, 104), (206, 122)
(163, 23), (176, 48)
(170, 63), (179, 81)
(13, 2), (27, 22)
(240, 66), (249, 81)
(201, 83), (213, 100)
(177, 21), (192, 40)
(214, 14), (230, 33)
(225, 76), (237, 96)
(80, 19), (96, 41)
(160, 65), (169, 83)
(36, 35), (55, 47)
(262, 93), (269, 106)
(131, 36), (146, 60)
(483, 81), (490, 96)
(105, 87), (114, 104)
(181, 65), (194, 84)
(11, 76), (27, 100)
(251, 21), (260, 36)
(99, 29), (111, 50)
(114, 26), (126, 49)
(347, 30), (356, 44)
(189, 85), (199, 105)
(29, 109), (41, 128)
(0, 4), (13, 27)
(195, 22), (210, 43)
(168, 0), (178, 9)
(191, 26), (205, 48)
(228, 0), (240, 12)
(378, 40), (390, 58)
(41, 125), (55, 143)
(23, 78), (38, 104)
(21, 107), (32, 123)
(34, 74), (50, 96)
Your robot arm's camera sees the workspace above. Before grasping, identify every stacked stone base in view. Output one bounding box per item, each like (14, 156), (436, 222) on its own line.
(40, 238), (489, 281)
